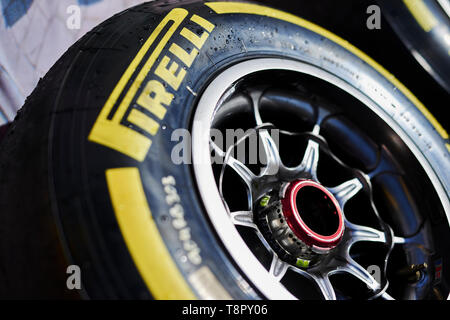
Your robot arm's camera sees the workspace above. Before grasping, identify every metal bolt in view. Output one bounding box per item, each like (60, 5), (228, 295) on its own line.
(260, 195), (271, 207)
(397, 263), (428, 283)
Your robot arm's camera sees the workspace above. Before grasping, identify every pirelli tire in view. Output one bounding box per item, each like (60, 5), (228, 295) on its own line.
(0, 0), (448, 299)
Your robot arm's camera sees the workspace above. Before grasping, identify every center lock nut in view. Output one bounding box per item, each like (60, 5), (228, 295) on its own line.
(258, 180), (344, 268)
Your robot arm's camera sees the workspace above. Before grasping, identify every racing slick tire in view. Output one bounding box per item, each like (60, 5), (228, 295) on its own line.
(0, 0), (448, 299)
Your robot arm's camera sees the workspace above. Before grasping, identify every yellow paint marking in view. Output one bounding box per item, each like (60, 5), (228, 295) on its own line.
(170, 43), (199, 67)
(191, 14), (215, 32)
(106, 167), (196, 299)
(403, 0), (438, 32)
(136, 79), (173, 120)
(89, 8), (188, 161)
(205, 2), (448, 141)
(180, 27), (209, 49)
(155, 55), (187, 91)
(128, 109), (160, 136)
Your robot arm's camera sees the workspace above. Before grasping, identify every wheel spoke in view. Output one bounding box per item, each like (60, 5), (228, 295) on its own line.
(211, 140), (256, 189)
(255, 229), (277, 253)
(341, 257), (381, 291)
(313, 274), (337, 300)
(346, 221), (386, 244)
(246, 91), (281, 176)
(296, 139), (320, 181)
(226, 156), (256, 188)
(230, 211), (257, 229)
(259, 129), (281, 176)
(210, 139), (226, 157)
(289, 267), (337, 300)
(328, 178), (363, 209)
(249, 91), (264, 126)
(393, 236), (407, 244)
(380, 292), (395, 300)
(391, 231), (422, 245)
(269, 254), (289, 281)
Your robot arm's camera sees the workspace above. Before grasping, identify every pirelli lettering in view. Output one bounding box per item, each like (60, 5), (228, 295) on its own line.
(88, 9), (215, 161)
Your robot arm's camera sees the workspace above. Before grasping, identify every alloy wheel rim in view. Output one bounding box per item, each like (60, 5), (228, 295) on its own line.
(192, 58), (449, 300)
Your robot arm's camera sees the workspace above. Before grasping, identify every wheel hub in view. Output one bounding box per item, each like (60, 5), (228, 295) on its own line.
(258, 180), (344, 268)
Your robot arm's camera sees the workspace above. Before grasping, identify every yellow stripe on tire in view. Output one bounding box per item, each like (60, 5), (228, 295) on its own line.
(402, 0), (438, 32)
(106, 167), (196, 299)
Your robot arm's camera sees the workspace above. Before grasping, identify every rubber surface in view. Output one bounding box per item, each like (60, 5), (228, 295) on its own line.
(0, 0), (448, 299)
(379, 0), (450, 93)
